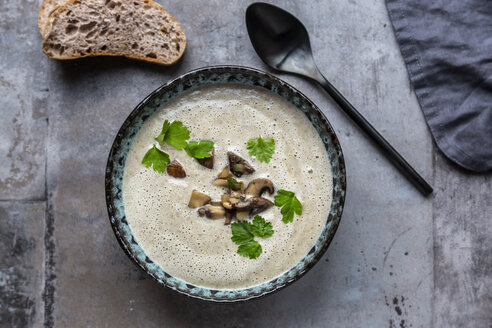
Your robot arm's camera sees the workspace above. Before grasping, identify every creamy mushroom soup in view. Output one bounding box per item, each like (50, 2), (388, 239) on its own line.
(123, 84), (333, 289)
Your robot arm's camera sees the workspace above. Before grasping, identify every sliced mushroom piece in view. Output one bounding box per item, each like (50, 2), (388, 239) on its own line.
(221, 193), (231, 204)
(197, 150), (214, 169)
(245, 178), (274, 197)
(235, 199), (252, 210)
(249, 197), (274, 215)
(230, 191), (244, 199)
(224, 210), (234, 225)
(227, 152), (255, 177)
(197, 205), (226, 220)
(217, 166), (232, 179)
(222, 201), (234, 210)
(236, 209), (249, 221)
(213, 178), (230, 188)
(229, 197), (240, 205)
(210, 200), (223, 206)
(222, 197), (240, 210)
(221, 192), (251, 210)
(188, 190), (211, 208)
(167, 159), (186, 178)
(221, 193), (234, 210)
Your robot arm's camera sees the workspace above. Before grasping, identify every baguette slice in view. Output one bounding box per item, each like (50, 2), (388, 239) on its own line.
(42, 0), (186, 65)
(38, 0), (67, 36)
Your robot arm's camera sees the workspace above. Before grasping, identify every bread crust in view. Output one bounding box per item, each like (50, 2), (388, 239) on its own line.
(41, 0), (186, 66)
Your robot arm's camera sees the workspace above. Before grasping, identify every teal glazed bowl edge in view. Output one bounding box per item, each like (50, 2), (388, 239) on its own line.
(105, 66), (346, 302)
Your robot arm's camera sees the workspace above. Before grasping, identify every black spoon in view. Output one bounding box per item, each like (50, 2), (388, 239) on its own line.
(246, 2), (433, 197)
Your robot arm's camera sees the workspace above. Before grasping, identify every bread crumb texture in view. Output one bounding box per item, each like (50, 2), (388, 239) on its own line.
(42, 0), (186, 65)
(38, 0), (67, 36)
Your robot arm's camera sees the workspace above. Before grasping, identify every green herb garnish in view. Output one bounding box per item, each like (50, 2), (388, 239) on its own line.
(274, 189), (302, 223)
(227, 177), (243, 191)
(155, 120), (190, 150)
(231, 216), (274, 259)
(231, 221), (254, 245)
(247, 136), (275, 163)
(141, 145), (170, 173)
(185, 140), (214, 159)
(237, 241), (262, 259)
(250, 215), (274, 238)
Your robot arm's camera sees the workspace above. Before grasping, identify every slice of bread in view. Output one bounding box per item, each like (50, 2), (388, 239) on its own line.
(42, 0), (186, 65)
(38, 0), (67, 36)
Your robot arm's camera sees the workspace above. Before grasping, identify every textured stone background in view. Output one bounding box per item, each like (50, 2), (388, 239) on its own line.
(1, 0), (491, 327)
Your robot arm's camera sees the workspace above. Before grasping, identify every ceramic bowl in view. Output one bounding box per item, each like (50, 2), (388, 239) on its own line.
(105, 66), (346, 302)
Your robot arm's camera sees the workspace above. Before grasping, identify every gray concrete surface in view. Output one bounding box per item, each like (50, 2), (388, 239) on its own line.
(0, 0), (491, 327)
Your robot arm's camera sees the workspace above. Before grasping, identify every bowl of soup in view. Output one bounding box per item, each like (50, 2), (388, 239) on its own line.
(105, 66), (346, 301)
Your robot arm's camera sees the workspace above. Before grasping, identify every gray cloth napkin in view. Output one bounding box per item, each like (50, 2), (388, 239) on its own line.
(386, 0), (492, 172)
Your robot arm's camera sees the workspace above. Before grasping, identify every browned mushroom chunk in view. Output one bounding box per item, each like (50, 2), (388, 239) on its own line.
(197, 150), (214, 169)
(213, 179), (230, 188)
(210, 200), (223, 206)
(244, 178), (274, 197)
(235, 199), (252, 210)
(227, 152), (255, 177)
(167, 159), (186, 178)
(197, 205), (226, 220)
(221, 193), (231, 204)
(249, 197), (274, 215)
(221, 192), (252, 210)
(236, 209), (249, 221)
(221, 194), (237, 210)
(224, 210), (234, 225)
(217, 166), (232, 179)
(230, 191), (244, 199)
(188, 190), (211, 208)
(222, 201), (234, 210)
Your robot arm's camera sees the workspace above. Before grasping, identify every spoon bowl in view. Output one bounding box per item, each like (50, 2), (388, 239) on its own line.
(246, 3), (318, 77)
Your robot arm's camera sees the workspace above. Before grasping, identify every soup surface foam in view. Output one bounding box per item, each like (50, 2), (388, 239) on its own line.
(123, 84), (333, 289)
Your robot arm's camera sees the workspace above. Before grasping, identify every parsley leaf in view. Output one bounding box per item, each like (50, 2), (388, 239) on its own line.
(185, 140), (214, 159)
(155, 120), (190, 150)
(247, 136), (275, 163)
(227, 177), (243, 191)
(231, 221), (254, 245)
(155, 120), (171, 144)
(141, 145), (170, 173)
(231, 218), (273, 259)
(251, 215), (274, 238)
(237, 241), (262, 259)
(274, 189), (303, 223)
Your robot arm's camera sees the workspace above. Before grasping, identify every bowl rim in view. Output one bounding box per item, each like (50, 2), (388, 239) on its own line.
(105, 65), (346, 302)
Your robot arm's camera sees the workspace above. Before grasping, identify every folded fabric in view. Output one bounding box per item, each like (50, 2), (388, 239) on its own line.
(386, 0), (492, 172)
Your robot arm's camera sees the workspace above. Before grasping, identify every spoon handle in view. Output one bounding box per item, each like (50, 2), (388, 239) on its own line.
(316, 75), (433, 196)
